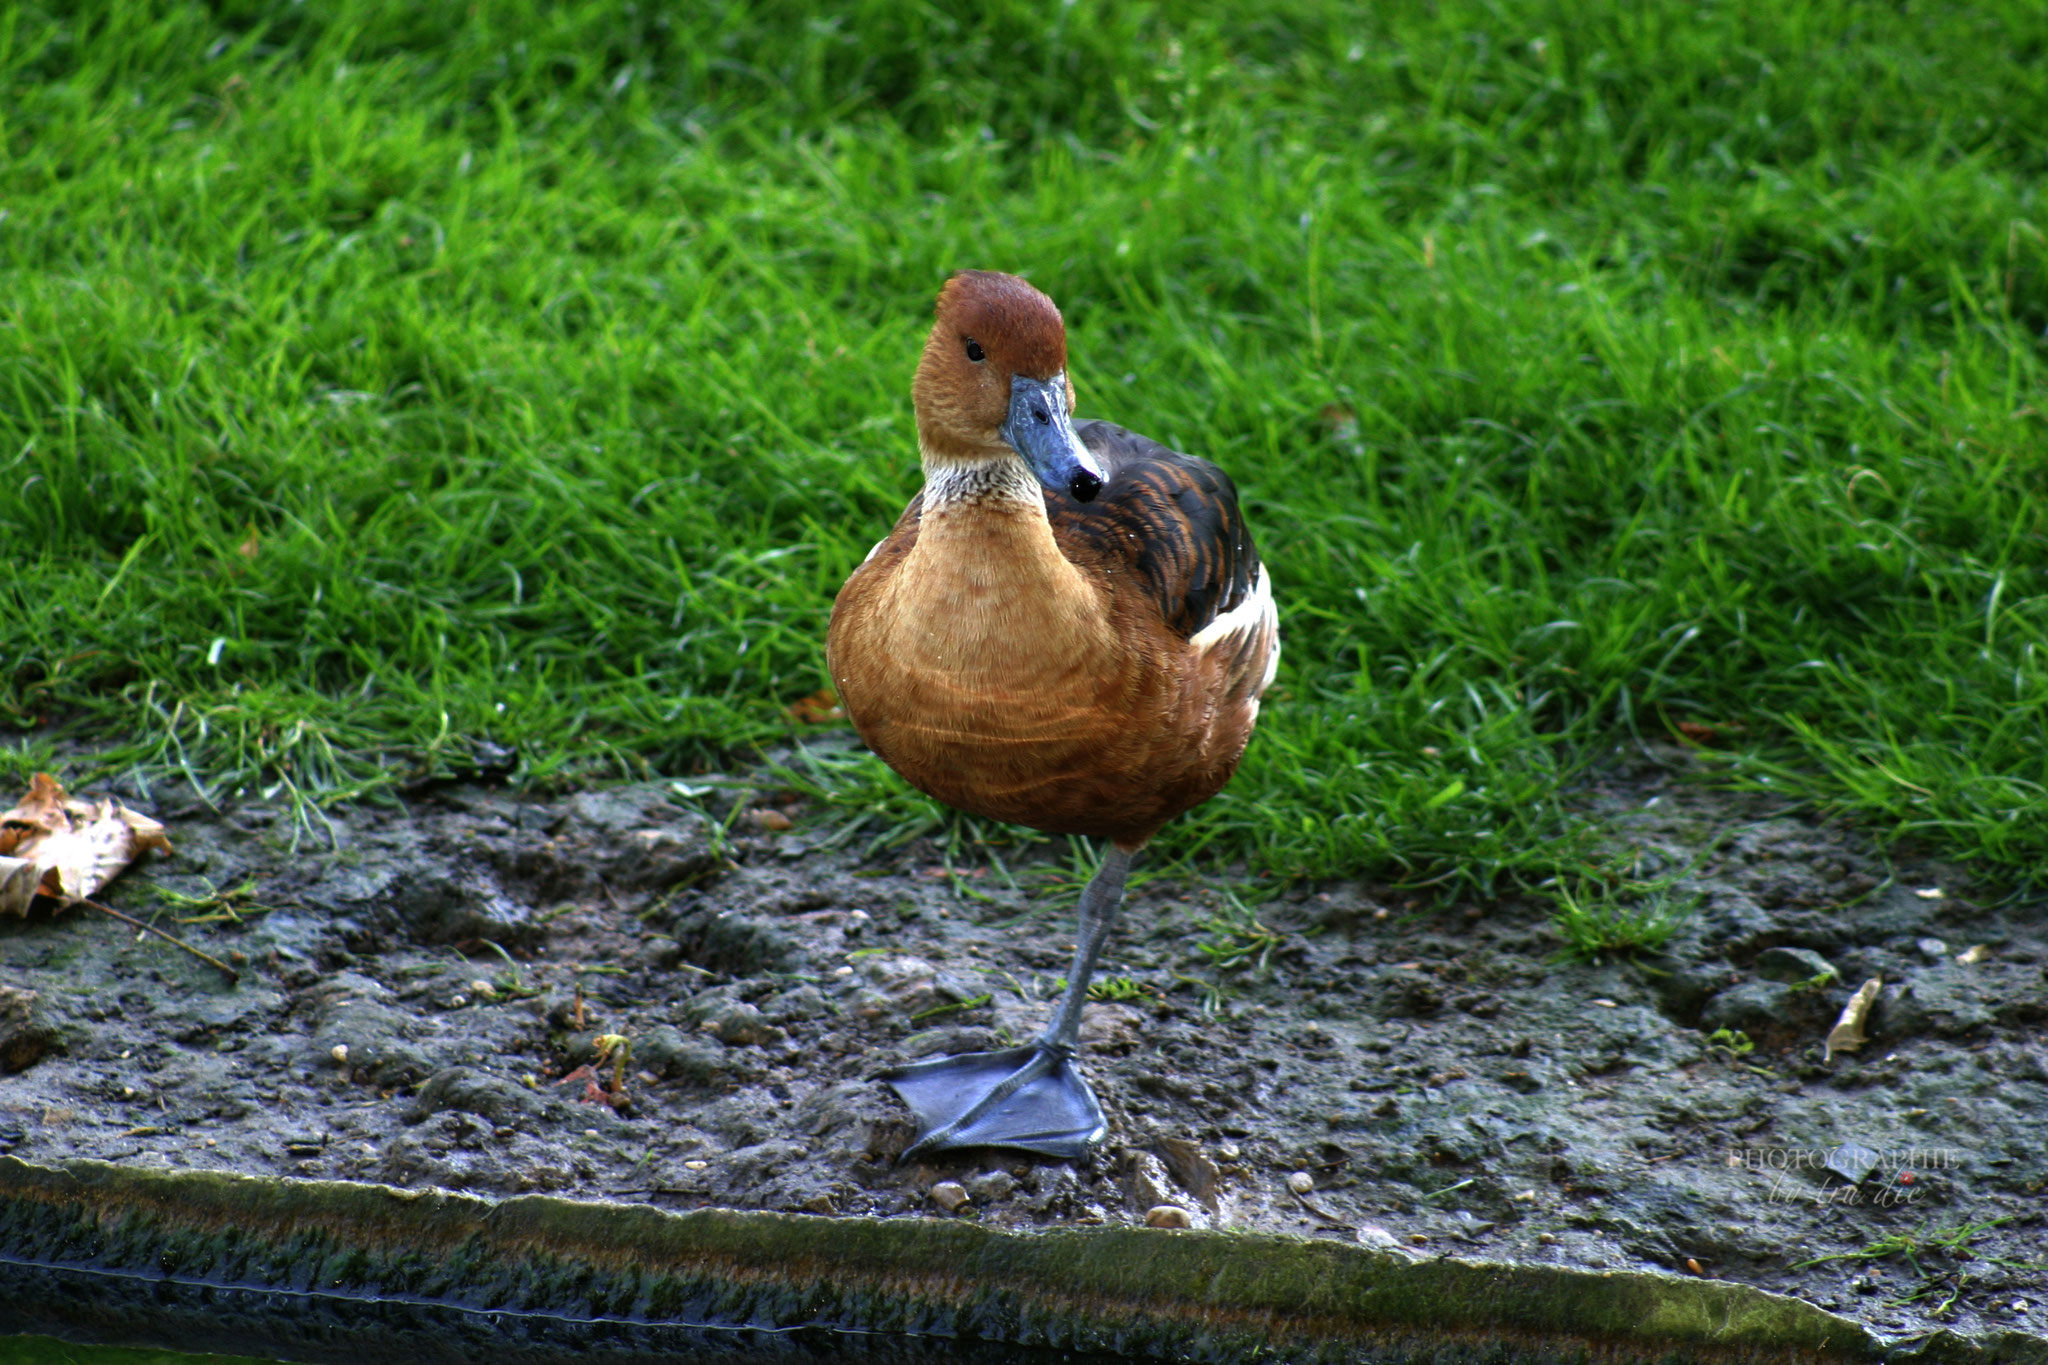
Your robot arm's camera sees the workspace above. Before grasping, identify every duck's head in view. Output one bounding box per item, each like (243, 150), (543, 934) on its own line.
(913, 270), (1105, 503)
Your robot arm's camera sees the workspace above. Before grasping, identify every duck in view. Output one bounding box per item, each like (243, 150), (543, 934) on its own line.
(827, 270), (1279, 1159)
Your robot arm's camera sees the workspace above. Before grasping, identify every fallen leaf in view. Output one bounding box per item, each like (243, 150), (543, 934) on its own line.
(785, 688), (844, 724)
(1317, 404), (1361, 446)
(236, 527), (261, 560)
(1673, 719), (1748, 746)
(0, 859), (41, 916)
(1955, 944), (1989, 965)
(0, 773), (172, 917)
(1824, 977), (1882, 1062)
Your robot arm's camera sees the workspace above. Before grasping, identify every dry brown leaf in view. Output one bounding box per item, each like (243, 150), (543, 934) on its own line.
(0, 773), (172, 917)
(1824, 977), (1883, 1062)
(0, 858), (43, 918)
(785, 688), (844, 724)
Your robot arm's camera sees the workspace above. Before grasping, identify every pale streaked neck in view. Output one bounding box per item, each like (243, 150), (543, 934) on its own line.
(920, 449), (1043, 511)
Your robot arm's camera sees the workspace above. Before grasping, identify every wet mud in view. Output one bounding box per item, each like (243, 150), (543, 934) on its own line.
(1, 742), (2042, 1347)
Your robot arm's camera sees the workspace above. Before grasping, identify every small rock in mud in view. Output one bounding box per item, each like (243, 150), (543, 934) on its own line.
(396, 869), (539, 947)
(0, 986), (56, 1073)
(930, 1181), (970, 1213)
(854, 955), (941, 1017)
(406, 1066), (553, 1126)
(762, 984), (831, 1022)
(686, 996), (778, 1047)
(1357, 1223), (1404, 1251)
(792, 1080), (914, 1161)
(1145, 1204), (1191, 1228)
(1754, 947), (1838, 984)
(300, 974), (436, 1085)
(1156, 1136), (1223, 1211)
(671, 906), (809, 976)
(963, 1169), (1017, 1204)
(635, 1025), (734, 1085)
(1698, 981), (1793, 1035)
(1127, 1151), (1178, 1212)
(608, 824), (722, 891)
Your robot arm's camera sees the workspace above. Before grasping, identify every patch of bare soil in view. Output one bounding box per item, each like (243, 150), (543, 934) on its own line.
(1, 742), (2042, 1346)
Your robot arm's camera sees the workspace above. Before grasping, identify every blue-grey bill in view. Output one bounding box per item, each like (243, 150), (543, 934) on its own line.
(1002, 374), (1104, 502)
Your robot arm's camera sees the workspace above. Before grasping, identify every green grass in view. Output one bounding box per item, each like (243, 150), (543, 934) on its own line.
(1793, 1217), (2032, 1313)
(4, 1), (2046, 891)
(1546, 877), (1696, 962)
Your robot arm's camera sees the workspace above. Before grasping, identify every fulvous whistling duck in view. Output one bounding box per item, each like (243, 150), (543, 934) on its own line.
(827, 271), (1279, 1159)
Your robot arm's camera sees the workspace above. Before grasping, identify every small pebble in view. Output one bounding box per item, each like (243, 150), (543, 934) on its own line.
(964, 1170), (1017, 1203)
(1286, 1171), (1315, 1196)
(329, 1045), (349, 1065)
(1407, 1232), (1429, 1245)
(1145, 1204), (1192, 1229)
(751, 808), (794, 832)
(1537, 1232), (1557, 1245)
(1955, 944), (1990, 964)
(683, 1159), (709, 1171)
(1914, 937), (1949, 960)
(930, 1181), (970, 1214)
(470, 979), (497, 999)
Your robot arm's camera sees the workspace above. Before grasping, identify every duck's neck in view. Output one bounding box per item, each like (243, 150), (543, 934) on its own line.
(919, 451), (1042, 512)
(902, 450), (1101, 640)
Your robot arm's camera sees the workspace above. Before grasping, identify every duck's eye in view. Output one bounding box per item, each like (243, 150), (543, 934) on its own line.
(964, 337), (986, 363)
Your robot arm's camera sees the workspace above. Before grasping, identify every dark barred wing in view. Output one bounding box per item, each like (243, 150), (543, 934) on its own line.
(1055, 419), (1262, 641)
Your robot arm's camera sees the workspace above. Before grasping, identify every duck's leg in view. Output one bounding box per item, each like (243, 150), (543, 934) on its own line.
(883, 844), (1133, 1159)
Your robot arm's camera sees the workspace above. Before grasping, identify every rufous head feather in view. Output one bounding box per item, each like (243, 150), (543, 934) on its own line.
(913, 271), (1078, 463)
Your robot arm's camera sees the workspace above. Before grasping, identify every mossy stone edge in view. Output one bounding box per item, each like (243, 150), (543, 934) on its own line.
(0, 1157), (2039, 1364)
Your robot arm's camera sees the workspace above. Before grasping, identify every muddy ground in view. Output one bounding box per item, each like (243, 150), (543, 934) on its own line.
(1, 740), (2043, 1347)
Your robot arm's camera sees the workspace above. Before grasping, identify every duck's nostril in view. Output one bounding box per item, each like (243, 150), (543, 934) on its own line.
(1034, 407), (1050, 424)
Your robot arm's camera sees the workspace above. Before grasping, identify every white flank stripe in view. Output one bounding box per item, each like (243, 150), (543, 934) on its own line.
(1190, 563), (1280, 691)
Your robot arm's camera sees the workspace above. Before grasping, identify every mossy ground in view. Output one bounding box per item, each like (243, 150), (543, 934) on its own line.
(0, 750), (2041, 1347)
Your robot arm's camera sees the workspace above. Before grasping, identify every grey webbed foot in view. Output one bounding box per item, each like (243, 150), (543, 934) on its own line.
(879, 845), (1133, 1162)
(883, 1043), (1106, 1160)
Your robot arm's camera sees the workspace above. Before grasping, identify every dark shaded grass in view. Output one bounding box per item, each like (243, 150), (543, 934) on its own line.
(3, 0), (2045, 890)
